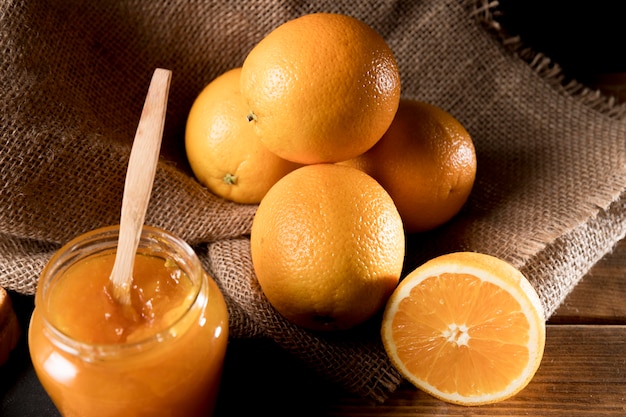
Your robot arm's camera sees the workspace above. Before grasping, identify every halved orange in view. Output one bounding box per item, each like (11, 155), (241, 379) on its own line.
(381, 252), (546, 406)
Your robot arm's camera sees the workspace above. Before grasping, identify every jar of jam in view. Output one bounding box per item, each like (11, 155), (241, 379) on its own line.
(28, 225), (229, 417)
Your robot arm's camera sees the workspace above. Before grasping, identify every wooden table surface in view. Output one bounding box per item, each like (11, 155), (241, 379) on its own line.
(2, 237), (625, 416)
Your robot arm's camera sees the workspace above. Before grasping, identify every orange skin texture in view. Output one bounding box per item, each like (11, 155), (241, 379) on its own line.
(341, 99), (477, 233)
(185, 67), (302, 204)
(240, 13), (401, 164)
(250, 164), (405, 332)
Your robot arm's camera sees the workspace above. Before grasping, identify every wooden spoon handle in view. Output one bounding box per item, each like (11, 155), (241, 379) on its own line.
(110, 68), (172, 305)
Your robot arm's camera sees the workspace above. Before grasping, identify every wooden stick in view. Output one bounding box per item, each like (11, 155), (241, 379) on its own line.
(109, 68), (172, 305)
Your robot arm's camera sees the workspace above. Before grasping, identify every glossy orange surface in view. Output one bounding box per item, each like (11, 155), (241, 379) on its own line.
(29, 251), (228, 417)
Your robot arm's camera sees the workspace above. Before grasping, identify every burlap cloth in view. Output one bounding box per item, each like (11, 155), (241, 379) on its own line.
(1, 0), (625, 403)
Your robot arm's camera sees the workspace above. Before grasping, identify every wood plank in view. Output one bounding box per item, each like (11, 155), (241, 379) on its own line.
(322, 325), (626, 416)
(550, 238), (626, 324)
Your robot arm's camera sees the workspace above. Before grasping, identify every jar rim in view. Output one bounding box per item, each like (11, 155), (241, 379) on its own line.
(35, 225), (207, 360)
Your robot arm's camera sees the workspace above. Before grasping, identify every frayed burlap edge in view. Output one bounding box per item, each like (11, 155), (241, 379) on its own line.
(523, 191), (626, 317)
(466, 0), (626, 316)
(467, 0), (626, 120)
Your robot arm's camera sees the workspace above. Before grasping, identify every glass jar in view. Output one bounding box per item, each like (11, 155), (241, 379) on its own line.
(28, 225), (229, 417)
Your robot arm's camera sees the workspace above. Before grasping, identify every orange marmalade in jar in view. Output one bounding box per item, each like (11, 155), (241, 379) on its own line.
(28, 225), (229, 417)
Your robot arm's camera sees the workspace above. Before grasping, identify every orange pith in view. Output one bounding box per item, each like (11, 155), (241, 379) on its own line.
(381, 252), (546, 406)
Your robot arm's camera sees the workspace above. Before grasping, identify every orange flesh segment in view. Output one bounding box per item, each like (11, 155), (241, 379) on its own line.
(391, 273), (531, 397)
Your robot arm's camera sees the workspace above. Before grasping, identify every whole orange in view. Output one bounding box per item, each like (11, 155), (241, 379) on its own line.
(240, 13), (401, 164)
(340, 99), (477, 233)
(250, 164), (405, 331)
(185, 67), (302, 204)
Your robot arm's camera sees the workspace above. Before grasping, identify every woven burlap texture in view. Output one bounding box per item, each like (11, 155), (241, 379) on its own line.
(1, 0), (625, 402)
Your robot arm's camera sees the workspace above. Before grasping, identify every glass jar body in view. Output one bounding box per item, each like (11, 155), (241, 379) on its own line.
(28, 225), (229, 417)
